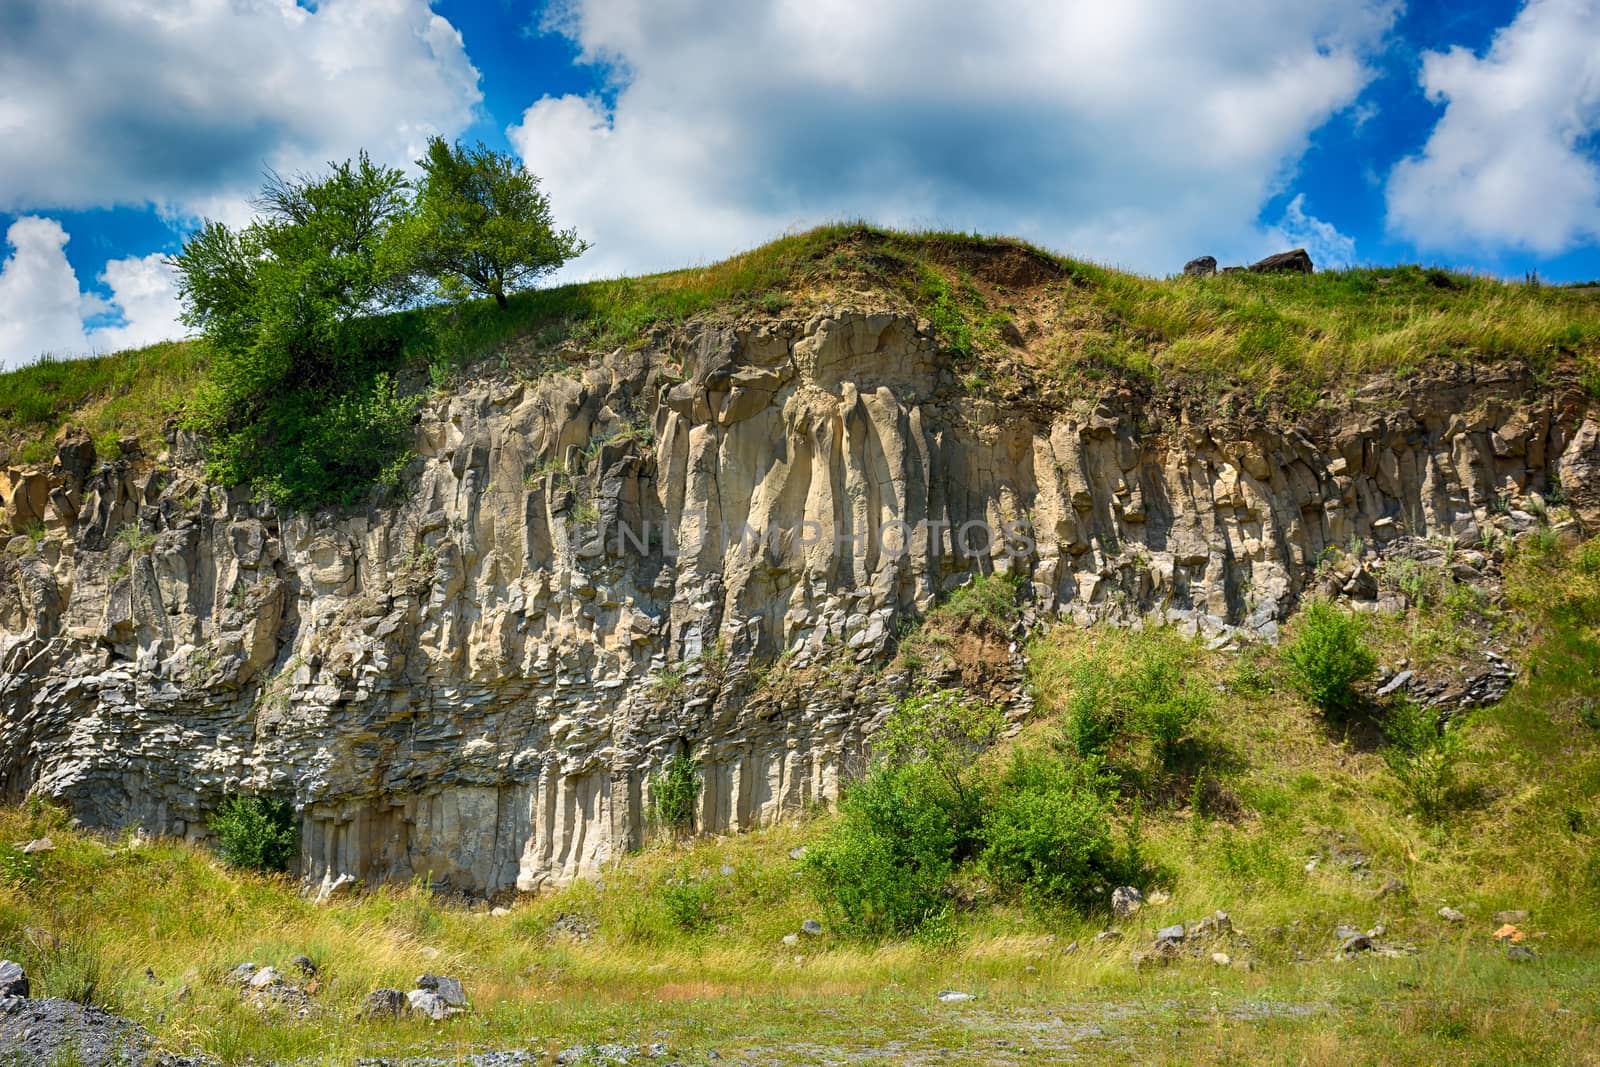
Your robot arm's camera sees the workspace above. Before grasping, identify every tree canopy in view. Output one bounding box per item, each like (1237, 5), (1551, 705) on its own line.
(406, 137), (589, 309)
(170, 144), (586, 509)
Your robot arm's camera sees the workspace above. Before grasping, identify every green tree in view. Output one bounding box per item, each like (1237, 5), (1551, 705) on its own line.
(171, 153), (421, 508)
(407, 138), (588, 309)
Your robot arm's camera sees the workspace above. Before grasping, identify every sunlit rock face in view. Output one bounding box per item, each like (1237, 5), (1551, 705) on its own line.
(0, 308), (1593, 896)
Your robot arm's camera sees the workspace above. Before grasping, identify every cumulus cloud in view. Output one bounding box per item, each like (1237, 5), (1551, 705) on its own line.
(85, 255), (187, 354)
(1387, 0), (1600, 254)
(510, 0), (1398, 277)
(1270, 194), (1359, 270)
(0, 0), (483, 222)
(0, 219), (189, 369)
(0, 217), (93, 367)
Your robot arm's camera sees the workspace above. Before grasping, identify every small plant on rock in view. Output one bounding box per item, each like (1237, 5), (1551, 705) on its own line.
(648, 753), (701, 836)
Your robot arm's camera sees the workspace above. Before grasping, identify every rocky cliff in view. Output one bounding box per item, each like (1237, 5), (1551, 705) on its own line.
(1, 303), (1597, 898)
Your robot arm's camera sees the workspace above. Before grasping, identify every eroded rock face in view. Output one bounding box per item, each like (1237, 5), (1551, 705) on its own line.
(0, 309), (1593, 896)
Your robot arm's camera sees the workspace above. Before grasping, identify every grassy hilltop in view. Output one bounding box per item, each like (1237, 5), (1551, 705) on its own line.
(2, 224), (1597, 466)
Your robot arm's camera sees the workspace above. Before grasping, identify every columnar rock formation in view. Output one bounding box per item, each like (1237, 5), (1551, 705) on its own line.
(1, 308), (1596, 896)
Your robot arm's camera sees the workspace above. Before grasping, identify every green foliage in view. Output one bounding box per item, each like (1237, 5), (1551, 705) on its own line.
(173, 153), (422, 509)
(658, 869), (719, 934)
(0, 842), (38, 887)
(1053, 629), (1210, 769)
(1382, 700), (1468, 822)
(977, 751), (1121, 906)
(873, 688), (1004, 827)
(648, 754), (701, 834)
(34, 938), (105, 1007)
(1281, 599), (1376, 718)
(937, 572), (1024, 629)
(209, 795), (299, 873)
(405, 138), (588, 310)
(803, 762), (958, 937)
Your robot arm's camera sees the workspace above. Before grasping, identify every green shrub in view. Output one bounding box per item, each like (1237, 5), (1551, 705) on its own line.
(1058, 629), (1210, 769)
(938, 572), (1023, 629)
(648, 754), (701, 835)
(1382, 700), (1467, 822)
(1064, 656), (1120, 758)
(978, 752), (1121, 907)
(658, 870), (718, 934)
(873, 688), (1004, 835)
(1282, 599), (1376, 718)
(804, 763), (958, 937)
(209, 795), (299, 873)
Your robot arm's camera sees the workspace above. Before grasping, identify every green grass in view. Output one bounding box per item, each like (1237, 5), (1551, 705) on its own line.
(4, 225), (1597, 470)
(0, 340), (206, 464)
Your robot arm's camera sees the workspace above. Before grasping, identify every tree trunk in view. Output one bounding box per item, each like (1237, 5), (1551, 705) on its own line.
(494, 290), (508, 310)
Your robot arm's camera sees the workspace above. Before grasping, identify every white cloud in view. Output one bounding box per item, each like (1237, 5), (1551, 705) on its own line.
(86, 255), (187, 354)
(511, 0), (1398, 277)
(1387, 0), (1600, 255)
(0, 217), (92, 368)
(1270, 194), (1359, 270)
(0, 0), (483, 223)
(0, 219), (189, 369)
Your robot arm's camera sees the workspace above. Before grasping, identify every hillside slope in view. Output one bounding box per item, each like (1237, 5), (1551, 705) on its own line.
(0, 226), (1598, 1064)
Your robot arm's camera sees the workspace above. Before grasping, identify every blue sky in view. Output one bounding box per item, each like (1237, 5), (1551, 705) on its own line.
(1, 0), (1598, 368)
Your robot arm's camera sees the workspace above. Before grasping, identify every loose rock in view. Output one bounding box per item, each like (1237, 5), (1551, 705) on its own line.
(1111, 885), (1144, 919)
(362, 988), (409, 1019)
(0, 960), (28, 998)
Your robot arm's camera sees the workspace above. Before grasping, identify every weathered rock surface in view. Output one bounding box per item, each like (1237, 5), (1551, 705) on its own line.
(0, 309), (1594, 896)
(1250, 249), (1314, 273)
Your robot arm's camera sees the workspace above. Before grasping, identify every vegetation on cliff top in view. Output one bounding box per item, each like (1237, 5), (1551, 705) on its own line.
(1, 222), (1596, 493)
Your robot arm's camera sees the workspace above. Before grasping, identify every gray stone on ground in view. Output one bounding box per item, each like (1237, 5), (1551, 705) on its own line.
(1376, 670), (1414, 697)
(407, 989), (450, 1021)
(1438, 906), (1466, 923)
(0, 997), (204, 1066)
(416, 973), (467, 1008)
(1338, 934), (1372, 954)
(362, 988), (409, 1019)
(1250, 248), (1314, 273)
(0, 959), (27, 998)
(247, 966), (282, 990)
(1183, 256), (1217, 277)
(1111, 885), (1144, 918)
(937, 990), (975, 1003)
(800, 919), (823, 937)
(1156, 924), (1186, 944)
